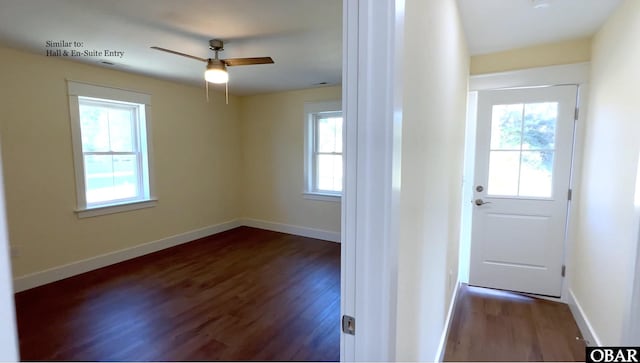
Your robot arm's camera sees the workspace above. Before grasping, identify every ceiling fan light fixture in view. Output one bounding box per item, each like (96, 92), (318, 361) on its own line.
(205, 59), (228, 84)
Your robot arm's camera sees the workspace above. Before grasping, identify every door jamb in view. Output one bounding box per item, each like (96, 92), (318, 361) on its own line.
(461, 63), (590, 302)
(341, 0), (404, 361)
(623, 201), (640, 344)
(0, 141), (19, 360)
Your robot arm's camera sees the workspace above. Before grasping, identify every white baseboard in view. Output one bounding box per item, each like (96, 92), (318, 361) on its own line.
(13, 218), (341, 292)
(13, 219), (242, 292)
(435, 280), (462, 362)
(568, 288), (601, 346)
(241, 218), (341, 243)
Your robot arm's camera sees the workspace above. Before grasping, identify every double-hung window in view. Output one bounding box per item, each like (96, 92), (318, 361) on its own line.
(304, 101), (343, 200)
(68, 81), (155, 218)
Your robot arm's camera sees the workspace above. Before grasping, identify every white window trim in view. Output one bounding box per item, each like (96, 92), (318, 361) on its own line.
(67, 80), (156, 218)
(75, 199), (158, 219)
(304, 101), (343, 201)
(302, 192), (341, 202)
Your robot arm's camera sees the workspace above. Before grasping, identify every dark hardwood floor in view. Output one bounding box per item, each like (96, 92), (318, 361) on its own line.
(444, 284), (586, 362)
(14, 226), (340, 361)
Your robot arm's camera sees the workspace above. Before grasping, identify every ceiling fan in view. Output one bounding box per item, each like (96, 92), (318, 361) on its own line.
(151, 39), (274, 102)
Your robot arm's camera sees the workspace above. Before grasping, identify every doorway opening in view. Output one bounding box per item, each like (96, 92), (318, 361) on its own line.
(458, 63), (589, 301)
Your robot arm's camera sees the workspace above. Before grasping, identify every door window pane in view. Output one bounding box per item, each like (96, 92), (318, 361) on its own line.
(519, 151), (554, 197)
(487, 102), (558, 198)
(488, 151), (520, 196)
(522, 103), (558, 150)
(490, 104), (522, 150)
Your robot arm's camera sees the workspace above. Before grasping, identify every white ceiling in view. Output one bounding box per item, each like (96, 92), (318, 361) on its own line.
(0, 0), (623, 95)
(457, 0), (622, 55)
(0, 0), (342, 95)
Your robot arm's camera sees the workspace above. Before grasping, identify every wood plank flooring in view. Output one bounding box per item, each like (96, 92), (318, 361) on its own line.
(14, 226), (340, 361)
(444, 284), (586, 362)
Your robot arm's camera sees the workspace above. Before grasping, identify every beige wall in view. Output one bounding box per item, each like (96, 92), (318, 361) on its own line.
(470, 37), (591, 75)
(396, 0), (469, 360)
(571, 0), (640, 345)
(239, 87), (341, 233)
(0, 44), (341, 279)
(0, 46), (242, 278)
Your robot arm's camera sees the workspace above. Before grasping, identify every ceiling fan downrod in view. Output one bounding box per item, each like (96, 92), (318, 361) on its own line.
(209, 39), (224, 60)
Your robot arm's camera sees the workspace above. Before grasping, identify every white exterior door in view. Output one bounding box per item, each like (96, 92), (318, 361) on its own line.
(469, 85), (577, 297)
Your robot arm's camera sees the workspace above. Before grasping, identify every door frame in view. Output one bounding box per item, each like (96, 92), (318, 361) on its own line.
(0, 139), (19, 360)
(459, 63), (590, 302)
(624, 224), (640, 344)
(341, 0), (404, 361)
(469, 85), (579, 297)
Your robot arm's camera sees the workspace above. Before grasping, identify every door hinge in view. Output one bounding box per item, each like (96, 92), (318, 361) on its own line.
(574, 107), (579, 121)
(568, 188), (573, 201)
(561, 265), (566, 277)
(342, 315), (355, 335)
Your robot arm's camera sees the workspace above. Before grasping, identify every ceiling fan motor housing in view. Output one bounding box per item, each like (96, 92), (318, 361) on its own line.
(209, 39), (224, 51)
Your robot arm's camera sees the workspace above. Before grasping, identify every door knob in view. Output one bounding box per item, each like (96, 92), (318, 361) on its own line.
(474, 198), (491, 206)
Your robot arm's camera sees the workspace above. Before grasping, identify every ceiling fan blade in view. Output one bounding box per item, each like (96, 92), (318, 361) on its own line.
(222, 57), (274, 66)
(150, 46), (207, 62)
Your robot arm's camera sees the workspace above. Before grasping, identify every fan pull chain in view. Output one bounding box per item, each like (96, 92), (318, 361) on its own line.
(204, 80), (229, 105)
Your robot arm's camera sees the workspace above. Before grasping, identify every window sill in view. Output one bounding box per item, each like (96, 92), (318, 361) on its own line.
(76, 199), (158, 218)
(303, 192), (341, 202)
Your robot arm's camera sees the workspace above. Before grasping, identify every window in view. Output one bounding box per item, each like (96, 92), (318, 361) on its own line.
(304, 101), (343, 201)
(487, 102), (558, 198)
(68, 81), (155, 217)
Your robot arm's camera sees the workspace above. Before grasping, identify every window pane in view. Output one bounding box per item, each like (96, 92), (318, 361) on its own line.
(519, 151), (554, 198)
(108, 108), (135, 152)
(80, 102), (135, 153)
(84, 154), (138, 204)
(522, 102), (558, 150)
(317, 154), (343, 192)
(317, 117), (343, 153)
(335, 117), (343, 153)
(490, 104), (523, 150)
(79, 104), (110, 152)
(84, 155), (114, 204)
(487, 151), (520, 196)
(113, 155), (138, 198)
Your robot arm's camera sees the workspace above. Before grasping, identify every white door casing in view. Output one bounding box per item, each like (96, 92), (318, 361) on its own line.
(469, 85), (577, 297)
(0, 140), (19, 360)
(624, 222), (640, 344)
(341, 0), (403, 361)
